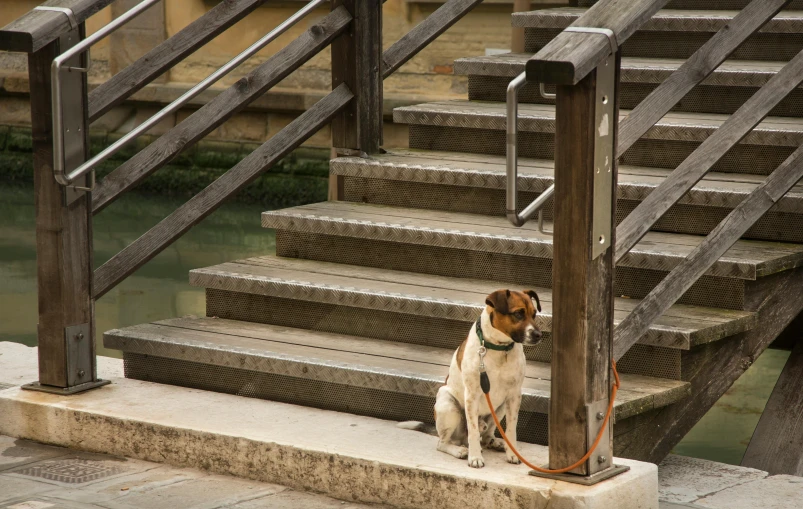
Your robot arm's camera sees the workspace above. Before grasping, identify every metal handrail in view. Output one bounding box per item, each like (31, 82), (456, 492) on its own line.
(506, 72), (554, 229)
(52, 0), (328, 187)
(506, 27), (618, 229)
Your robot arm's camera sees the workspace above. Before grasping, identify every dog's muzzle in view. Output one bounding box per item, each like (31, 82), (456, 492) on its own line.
(522, 327), (543, 345)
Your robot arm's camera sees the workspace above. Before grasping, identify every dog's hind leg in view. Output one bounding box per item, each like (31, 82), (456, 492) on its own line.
(434, 387), (469, 459)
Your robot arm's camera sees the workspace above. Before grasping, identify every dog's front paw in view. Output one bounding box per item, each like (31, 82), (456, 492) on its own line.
(483, 437), (506, 452)
(468, 455), (485, 468)
(506, 451), (521, 465)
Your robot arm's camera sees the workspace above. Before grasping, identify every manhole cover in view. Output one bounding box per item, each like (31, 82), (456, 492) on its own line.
(14, 458), (126, 484)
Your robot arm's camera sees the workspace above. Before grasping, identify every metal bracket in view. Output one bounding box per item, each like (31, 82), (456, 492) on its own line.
(591, 51), (616, 260)
(34, 6), (79, 30)
(23, 379), (111, 395)
(530, 464), (630, 486)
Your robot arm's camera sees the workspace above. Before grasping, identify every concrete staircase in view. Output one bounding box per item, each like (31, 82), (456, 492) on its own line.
(105, 2), (803, 460)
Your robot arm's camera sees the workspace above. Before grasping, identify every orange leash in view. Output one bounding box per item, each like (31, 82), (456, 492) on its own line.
(484, 359), (620, 474)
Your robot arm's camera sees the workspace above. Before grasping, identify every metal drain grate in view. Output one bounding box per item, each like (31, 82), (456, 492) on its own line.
(12, 458), (126, 484)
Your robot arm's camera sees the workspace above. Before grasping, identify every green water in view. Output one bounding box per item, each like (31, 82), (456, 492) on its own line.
(0, 185), (790, 465)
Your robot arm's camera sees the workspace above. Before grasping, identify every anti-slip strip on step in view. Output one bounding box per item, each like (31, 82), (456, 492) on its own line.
(330, 150), (803, 214)
(453, 54), (795, 89)
(511, 8), (803, 33)
(189, 256), (757, 350)
(104, 316), (691, 421)
(393, 100), (803, 147)
(260, 202), (803, 279)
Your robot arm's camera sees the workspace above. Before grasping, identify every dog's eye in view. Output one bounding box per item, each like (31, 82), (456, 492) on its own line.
(513, 310), (525, 321)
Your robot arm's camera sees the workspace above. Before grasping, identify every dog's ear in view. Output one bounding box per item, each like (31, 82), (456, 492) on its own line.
(525, 290), (542, 313)
(485, 290), (510, 314)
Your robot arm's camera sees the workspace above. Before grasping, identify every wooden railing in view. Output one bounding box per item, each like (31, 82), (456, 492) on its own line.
(0, 0), (485, 394)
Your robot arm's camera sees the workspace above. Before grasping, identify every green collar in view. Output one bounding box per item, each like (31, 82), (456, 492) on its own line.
(476, 318), (516, 352)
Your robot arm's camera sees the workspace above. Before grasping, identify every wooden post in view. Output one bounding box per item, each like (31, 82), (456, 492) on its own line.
(330, 0), (383, 199)
(25, 26), (107, 394)
(512, 0), (530, 53)
(548, 53), (620, 477)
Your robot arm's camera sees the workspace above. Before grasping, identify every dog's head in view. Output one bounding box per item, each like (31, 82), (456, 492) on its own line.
(485, 289), (543, 345)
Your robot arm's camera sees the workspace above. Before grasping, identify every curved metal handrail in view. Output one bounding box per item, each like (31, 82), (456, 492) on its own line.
(51, 0), (329, 187)
(506, 72), (554, 230)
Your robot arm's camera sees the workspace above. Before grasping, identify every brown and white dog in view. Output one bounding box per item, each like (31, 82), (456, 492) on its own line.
(399, 289), (542, 468)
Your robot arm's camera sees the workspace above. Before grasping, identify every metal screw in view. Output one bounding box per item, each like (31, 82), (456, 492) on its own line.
(598, 456), (607, 464)
(75, 332), (84, 341)
(77, 369), (85, 378)
(596, 412), (605, 421)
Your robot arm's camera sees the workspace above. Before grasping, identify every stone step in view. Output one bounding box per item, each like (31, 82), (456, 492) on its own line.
(455, 54), (803, 116)
(189, 256), (756, 357)
(515, 8), (803, 60)
(394, 100), (803, 175)
(105, 315), (691, 448)
(2, 340), (659, 508)
(330, 149), (803, 243)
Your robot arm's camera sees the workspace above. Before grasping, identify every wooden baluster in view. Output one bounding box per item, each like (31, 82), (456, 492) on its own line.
(25, 26), (107, 394)
(547, 54), (620, 478)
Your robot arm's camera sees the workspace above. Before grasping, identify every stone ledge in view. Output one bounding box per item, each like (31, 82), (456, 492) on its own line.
(0, 353), (658, 509)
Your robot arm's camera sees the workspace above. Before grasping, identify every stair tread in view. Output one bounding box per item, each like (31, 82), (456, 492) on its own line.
(511, 8), (803, 32)
(454, 53), (793, 88)
(330, 148), (803, 213)
(261, 201), (803, 279)
(393, 99), (803, 147)
(189, 255), (757, 349)
(105, 316), (690, 420)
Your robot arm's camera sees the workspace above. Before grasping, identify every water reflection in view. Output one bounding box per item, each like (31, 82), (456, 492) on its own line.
(0, 185), (790, 465)
(0, 186), (274, 357)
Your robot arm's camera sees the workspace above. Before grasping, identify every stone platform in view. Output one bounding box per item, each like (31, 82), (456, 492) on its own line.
(1, 341), (800, 509)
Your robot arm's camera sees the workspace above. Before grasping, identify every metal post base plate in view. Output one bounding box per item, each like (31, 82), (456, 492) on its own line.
(22, 379), (111, 395)
(529, 464), (630, 486)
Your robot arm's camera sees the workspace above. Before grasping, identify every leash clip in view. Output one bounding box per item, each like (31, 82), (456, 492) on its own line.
(478, 346), (487, 371)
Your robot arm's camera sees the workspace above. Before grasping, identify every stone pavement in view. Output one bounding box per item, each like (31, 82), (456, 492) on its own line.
(0, 435), (388, 509)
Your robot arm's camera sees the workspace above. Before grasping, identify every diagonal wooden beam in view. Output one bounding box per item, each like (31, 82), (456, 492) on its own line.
(89, 0), (270, 122)
(615, 48), (803, 262)
(613, 142), (803, 360)
(617, 0), (791, 154)
(382, 0), (483, 78)
(91, 6), (352, 215)
(92, 83), (353, 299)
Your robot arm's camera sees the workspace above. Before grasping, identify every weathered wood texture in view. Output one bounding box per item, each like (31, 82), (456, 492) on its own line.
(0, 0), (115, 53)
(382, 0), (483, 78)
(615, 48), (803, 262)
(617, 0), (791, 154)
(89, 0), (268, 122)
(549, 60), (618, 475)
(613, 142), (803, 360)
(331, 0), (383, 152)
(29, 37), (95, 387)
(511, 0), (531, 53)
(615, 266), (803, 463)
(742, 337), (803, 475)
(526, 0), (670, 85)
(91, 7), (352, 214)
(92, 84), (353, 299)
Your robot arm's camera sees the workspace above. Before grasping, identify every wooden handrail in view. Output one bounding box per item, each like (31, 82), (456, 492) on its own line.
(91, 6), (352, 214)
(615, 48), (803, 262)
(525, 0), (670, 85)
(89, 0), (270, 122)
(93, 83), (353, 299)
(613, 140), (803, 360)
(617, 0), (791, 155)
(0, 0), (115, 53)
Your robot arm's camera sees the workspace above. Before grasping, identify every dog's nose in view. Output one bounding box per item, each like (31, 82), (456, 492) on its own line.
(524, 329), (543, 345)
